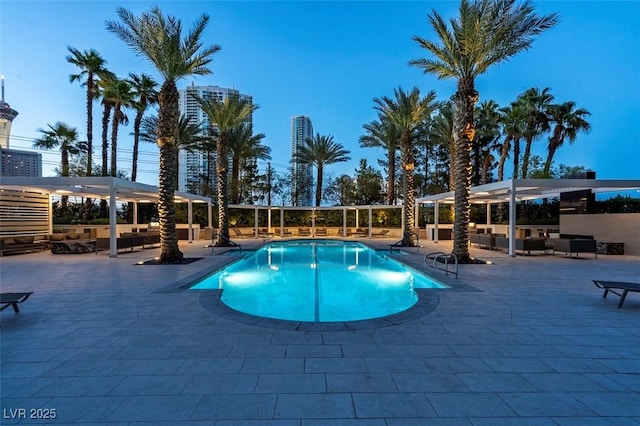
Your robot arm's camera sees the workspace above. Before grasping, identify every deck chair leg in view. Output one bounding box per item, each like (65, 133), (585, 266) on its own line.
(12, 302), (20, 313)
(602, 289), (609, 299)
(618, 290), (628, 308)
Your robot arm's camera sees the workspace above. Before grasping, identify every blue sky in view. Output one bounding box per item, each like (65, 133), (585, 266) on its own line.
(1, 1), (639, 188)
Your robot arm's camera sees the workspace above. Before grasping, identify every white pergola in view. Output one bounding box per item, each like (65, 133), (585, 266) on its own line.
(0, 176), (213, 257)
(228, 204), (403, 238)
(416, 178), (640, 257)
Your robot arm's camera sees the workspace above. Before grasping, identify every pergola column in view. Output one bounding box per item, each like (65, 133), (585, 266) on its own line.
(342, 208), (347, 237)
(109, 182), (117, 258)
(508, 180), (516, 257)
(133, 202), (138, 226)
(254, 207), (259, 238)
(434, 201), (439, 243)
(368, 205), (372, 238)
(187, 201), (193, 243)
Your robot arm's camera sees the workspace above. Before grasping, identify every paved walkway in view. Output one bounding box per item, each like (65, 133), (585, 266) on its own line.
(1, 237), (639, 425)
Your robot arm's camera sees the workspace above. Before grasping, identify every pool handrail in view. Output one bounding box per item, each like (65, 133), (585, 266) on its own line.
(424, 251), (458, 278)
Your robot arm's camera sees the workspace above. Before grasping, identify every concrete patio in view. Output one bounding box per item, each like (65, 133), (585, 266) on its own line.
(1, 237), (639, 425)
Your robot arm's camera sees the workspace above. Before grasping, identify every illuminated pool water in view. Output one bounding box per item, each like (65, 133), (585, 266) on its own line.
(191, 239), (446, 322)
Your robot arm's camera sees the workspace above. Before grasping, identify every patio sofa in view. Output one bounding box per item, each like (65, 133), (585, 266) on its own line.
(96, 235), (146, 254)
(120, 232), (160, 249)
(495, 237), (547, 255)
(0, 236), (48, 256)
(552, 235), (597, 258)
(470, 233), (504, 250)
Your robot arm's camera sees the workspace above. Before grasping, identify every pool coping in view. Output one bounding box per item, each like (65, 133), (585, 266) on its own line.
(197, 288), (442, 331)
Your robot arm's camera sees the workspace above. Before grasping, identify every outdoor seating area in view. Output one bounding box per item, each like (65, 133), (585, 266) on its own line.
(552, 235), (598, 258)
(0, 236), (48, 256)
(495, 236), (547, 256)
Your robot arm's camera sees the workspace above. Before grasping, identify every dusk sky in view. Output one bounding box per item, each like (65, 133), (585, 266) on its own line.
(1, 1), (639, 188)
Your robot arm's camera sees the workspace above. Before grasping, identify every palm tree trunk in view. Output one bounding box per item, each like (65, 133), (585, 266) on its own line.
(110, 105), (119, 177)
(387, 149), (395, 205)
(451, 79), (478, 262)
(400, 133), (415, 246)
(86, 76), (94, 176)
(543, 142), (558, 176)
(132, 110), (143, 181)
(101, 103), (111, 176)
(498, 136), (511, 182)
(216, 135), (230, 245)
(512, 138), (520, 179)
(315, 165), (323, 207)
(157, 80), (183, 263)
(522, 137), (533, 178)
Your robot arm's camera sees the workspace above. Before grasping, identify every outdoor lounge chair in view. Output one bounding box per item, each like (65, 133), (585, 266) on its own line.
(1, 292), (33, 313)
(315, 227), (328, 237)
(372, 229), (390, 238)
(232, 227), (254, 238)
(593, 280), (640, 308)
(258, 228), (274, 239)
(298, 227), (311, 236)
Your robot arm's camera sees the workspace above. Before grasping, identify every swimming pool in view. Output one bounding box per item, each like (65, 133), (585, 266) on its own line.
(191, 239), (446, 322)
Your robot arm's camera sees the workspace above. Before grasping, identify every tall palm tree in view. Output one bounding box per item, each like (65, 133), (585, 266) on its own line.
(192, 94), (257, 244)
(67, 47), (110, 176)
(496, 103), (523, 181)
(96, 72), (117, 176)
(428, 101), (456, 192)
(107, 6), (221, 263)
(473, 100), (501, 185)
(102, 77), (133, 177)
(410, 0), (558, 261)
(517, 87), (554, 178)
(128, 73), (158, 181)
(544, 101), (591, 175)
(359, 117), (400, 205)
(33, 122), (85, 210)
(227, 124), (270, 204)
(296, 133), (351, 207)
(374, 86), (437, 246)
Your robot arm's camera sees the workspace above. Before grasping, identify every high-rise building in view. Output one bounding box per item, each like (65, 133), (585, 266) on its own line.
(0, 75), (19, 150)
(0, 75), (42, 177)
(177, 83), (253, 193)
(1, 149), (42, 177)
(290, 115), (313, 206)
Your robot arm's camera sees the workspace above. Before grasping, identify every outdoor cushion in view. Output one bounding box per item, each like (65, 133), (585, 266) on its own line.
(14, 236), (34, 244)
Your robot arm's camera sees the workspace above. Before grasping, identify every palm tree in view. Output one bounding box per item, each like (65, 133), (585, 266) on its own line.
(227, 124), (270, 204)
(359, 117), (401, 205)
(496, 103), (522, 181)
(96, 72), (117, 176)
(102, 77), (133, 177)
(107, 6), (221, 263)
(192, 94), (257, 244)
(544, 101), (591, 175)
(128, 73), (158, 181)
(428, 101), (455, 192)
(33, 122), (85, 210)
(517, 87), (554, 178)
(296, 133), (351, 207)
(473, 100), (501, 185)
(67, 47), (110, 176)
(374, 87), (437, 246)
(410, 0), (558, 261)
